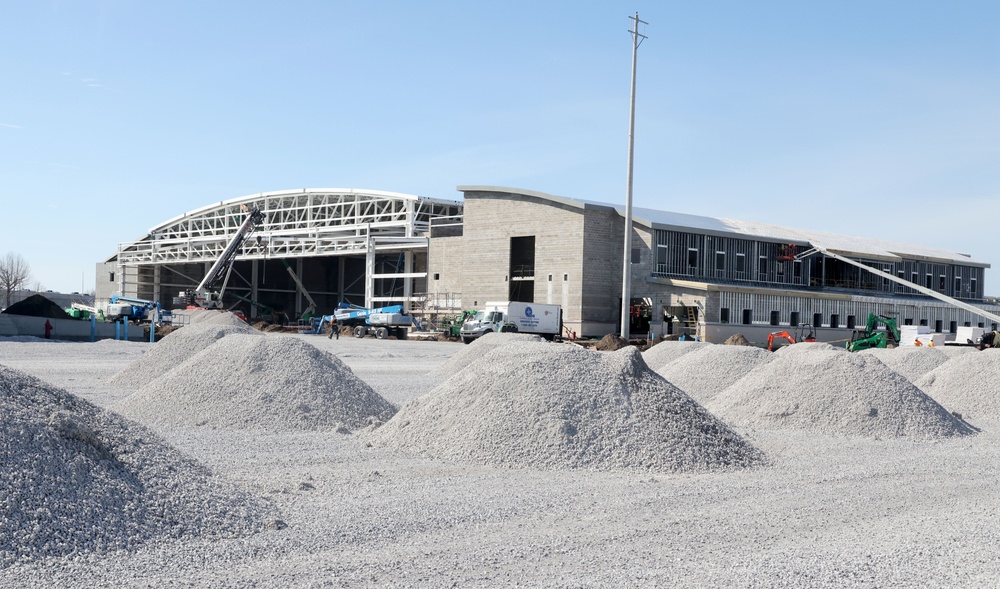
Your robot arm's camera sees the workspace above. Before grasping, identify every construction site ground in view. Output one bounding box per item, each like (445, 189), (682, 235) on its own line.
(2, 331), (999, 587)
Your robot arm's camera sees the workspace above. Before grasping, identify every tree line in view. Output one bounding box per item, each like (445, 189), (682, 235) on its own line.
(0, 253), (32, 309)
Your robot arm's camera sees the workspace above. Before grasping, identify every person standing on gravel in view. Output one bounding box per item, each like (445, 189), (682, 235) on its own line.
(328, 321), (339, 340)
(44, 319), (53, 339)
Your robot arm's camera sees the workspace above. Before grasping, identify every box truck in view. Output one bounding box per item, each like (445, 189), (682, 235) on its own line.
(459, 301), (561, 344)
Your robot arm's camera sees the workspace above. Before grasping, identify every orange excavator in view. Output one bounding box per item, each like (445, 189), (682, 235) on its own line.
(767, 324), (817, 351)
(767, 331), (796, 352)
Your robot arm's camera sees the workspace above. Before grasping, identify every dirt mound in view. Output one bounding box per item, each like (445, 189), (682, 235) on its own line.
(707, 344), (975, 439)
(640, 340), (710, 371)
(427, 332), (545, 379)
(914, 349), (1000, 420)
(655, 345), (773, 404)
(115, 335), (396, 431)
(0, 365), (272, 567)
(109, 323), (258, 390)
(368, 341), (764, 473)
(595, 333), (629, 351)
(723, 333), (752, 346)
(2, 294), (68, 319)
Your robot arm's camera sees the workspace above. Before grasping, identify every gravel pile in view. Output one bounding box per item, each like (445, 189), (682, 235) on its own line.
(367, 341), (764, 473)
(115, 334), (396, 431)
(859, 346), (951, 382)
(108, 323), (257, 390)
(640, 340), (710, 371)
(0, 365), (272, 567)
(914, 349), (1000, 420)
(182, 309), (250, 327)
(426, 332), (544, 379)
(707, 344), (975, 439)
(655, 344), (773, 404)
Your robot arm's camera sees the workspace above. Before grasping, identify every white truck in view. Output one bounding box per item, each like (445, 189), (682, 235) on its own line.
(460, 301), (561, 344)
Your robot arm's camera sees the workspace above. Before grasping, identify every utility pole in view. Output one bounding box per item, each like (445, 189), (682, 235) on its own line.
(620, 12), (647, 340)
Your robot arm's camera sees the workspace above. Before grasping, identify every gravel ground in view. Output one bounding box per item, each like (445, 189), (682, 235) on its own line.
(2, 335), (1000, 587)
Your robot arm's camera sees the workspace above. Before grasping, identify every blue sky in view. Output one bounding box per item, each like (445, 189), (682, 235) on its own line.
(2, 1), (998, 294)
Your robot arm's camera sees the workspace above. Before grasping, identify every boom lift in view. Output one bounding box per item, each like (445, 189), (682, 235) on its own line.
(177, 204), (266, 309)
(847, 314), (901, 352)
(105, 295), (171, 324)
(309, 302), (415, 339)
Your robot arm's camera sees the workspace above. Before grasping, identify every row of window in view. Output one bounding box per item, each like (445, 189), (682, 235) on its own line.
(719, 308), (995, 333)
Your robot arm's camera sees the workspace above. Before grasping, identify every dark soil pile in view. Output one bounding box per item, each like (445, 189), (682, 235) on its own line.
(2, 294), (69, 319)
(595, 333), (629, 351)
(723, 333), (752, 346)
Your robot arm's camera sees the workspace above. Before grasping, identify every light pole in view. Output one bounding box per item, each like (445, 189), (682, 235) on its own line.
(620, 12), (647, 340)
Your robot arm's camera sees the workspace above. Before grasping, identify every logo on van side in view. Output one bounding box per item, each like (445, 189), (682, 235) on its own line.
(525, 306), (534, 318)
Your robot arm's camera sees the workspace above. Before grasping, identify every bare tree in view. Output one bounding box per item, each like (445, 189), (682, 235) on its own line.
(0, 252), (31, 308)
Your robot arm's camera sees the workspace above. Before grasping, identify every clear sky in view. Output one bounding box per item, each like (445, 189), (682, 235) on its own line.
(2, 1), (998, 295)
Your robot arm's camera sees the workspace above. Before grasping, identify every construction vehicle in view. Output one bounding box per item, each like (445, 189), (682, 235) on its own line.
(973, 330), (1000, 350)
(105, 296), (172, 324)
(441, 310), (476, 338)
(177, 204), (265, 309)
(847, 313), (901, 352)
(308, 302), (415, 339)
(767, 331), (796, 352)
(67, 302), (105, 322)
(767, 324), (816, 351)
(459, 301), (561, 344)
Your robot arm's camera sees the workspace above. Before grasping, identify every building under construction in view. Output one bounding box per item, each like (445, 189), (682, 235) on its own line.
(101, 185), (1000, 343)
(98, 188), (462, 323)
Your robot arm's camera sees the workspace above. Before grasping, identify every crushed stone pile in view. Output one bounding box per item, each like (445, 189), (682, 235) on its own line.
(655, 344), (774, 404)
(859, 347), (951, 382)
(0, 365), (272, 567)
(367, 341), (764, 473)
(427, 332), (544, 379)
(723, 333), (752, 346)
(914, 349), (1000, 420)
(640, 340), (710, 371)
(109, 323), (258, 390)
(939, 345), (977, 358)
(115, 335), (396, 431)
(707, 344), (975, 439)
(595, 333), (628, 351)
(2, 294), (68, 319)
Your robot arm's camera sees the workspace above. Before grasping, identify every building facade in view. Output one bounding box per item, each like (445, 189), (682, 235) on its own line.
(430, 187), (999, 344)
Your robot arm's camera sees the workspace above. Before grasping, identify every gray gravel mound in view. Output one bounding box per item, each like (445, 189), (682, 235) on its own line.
(655, 344), (773, 404)
(115, 335), (396, 431)
(640, 340), (710, 371)
(109, 323), (258, 389)
(914, 348), (1000, 420)
(859, 346), (951, 382)
(427, 332), (544, 379)
(368, 341), (764, 473)
(0, 365), (272, 568)
(707, 345), (975, 439)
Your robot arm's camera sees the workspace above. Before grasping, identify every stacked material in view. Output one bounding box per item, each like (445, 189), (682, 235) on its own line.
(655, 344), (773, 404)
(115, 335), (396, 431)
(640, 340), (710, 371)
(859, 347), (951, 382)
(914, 349), (1000, 420)
(182, 309), (250, 327)
(722, 333), (752, 346)
(109, 323), (257, 389)
(1, 294), (68, 319)
(0, 365), (270, 567)
(707, 344), (975, 439)
(426, 332), (544, 379)
(368, 342), (764, 473)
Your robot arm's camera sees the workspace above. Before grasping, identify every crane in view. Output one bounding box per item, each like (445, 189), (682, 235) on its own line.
(178, 204), (266, 309)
